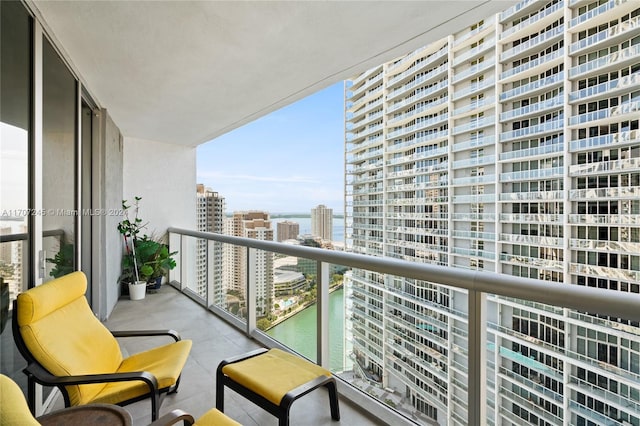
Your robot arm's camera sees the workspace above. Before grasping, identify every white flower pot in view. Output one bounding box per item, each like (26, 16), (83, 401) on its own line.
(128, 281), (147, 300)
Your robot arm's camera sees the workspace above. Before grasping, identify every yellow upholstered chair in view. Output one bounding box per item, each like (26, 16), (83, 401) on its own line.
(1, 374), (240, 426)
(12, 271), (192, 421)
(0, 374), (40, 426)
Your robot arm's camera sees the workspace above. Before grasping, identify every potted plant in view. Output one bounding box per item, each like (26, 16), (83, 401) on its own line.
(117, 198), (177, 297)
(133, 236), (176, 289)
(118, 197), (148, 299)
(148, 241), (177, 290)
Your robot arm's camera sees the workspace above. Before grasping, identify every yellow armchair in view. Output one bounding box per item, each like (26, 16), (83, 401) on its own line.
(12, 271), (192, 421)
(1, 374), (240, 426)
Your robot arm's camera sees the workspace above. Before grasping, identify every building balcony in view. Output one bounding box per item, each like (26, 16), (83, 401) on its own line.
(386, 47), (449, 89)
(98, 284), (375, 425)
(452, 96), (496, 117)
(570, 15), (640, 55)
(452, 116), (496, 135)
(499, 48), (564, 83)
(500, 25), (564, 62)
(452, 37), (496, 66)
(569, 186), (640, 200)
(500, 213), (562, 223)
(569, 43), (640, 79)
(499, 141), (564, 161)
(388, 95), (449, 125)
(452, 174), (496, 185)
(569, 157), (640, 176)
(500, 0), (541, 24)
(569, 72), (640, 103)
(386, 114), (449, 140)
(500, 0), (564, 42)
(500, 71), (564, 102)
(500, 233), (563, 247)
(499, 190), (564, 201)
(452, 135), (495, 152)
(453, 77), (496, 100)
(568, 213), (640, 225)
(500, 94), (563, 122)
(569, 0), (637, 31)
(570, 129), (640, 152)
(569, 100), (640, 127)
(500, 166), (564, 182)
(499, 119), (563, 142)
(386, 64), (448, 103)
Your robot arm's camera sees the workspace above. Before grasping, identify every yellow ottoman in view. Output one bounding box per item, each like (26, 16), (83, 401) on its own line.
(216, 348), (340, 426)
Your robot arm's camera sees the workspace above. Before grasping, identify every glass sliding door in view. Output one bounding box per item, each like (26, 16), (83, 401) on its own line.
(0, 0), (32, 387)
(42, 37), (77, 282)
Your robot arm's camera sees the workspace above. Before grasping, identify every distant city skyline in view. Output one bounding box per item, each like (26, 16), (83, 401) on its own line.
(196, 82), (345, 213)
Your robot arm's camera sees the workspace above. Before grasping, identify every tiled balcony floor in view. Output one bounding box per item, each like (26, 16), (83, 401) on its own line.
(100, 284), (383, 426)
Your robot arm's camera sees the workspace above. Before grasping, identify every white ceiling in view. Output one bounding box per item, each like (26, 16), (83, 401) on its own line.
(31, 1), (513, 147)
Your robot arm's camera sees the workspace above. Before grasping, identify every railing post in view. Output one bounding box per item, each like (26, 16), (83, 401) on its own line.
(180, 234), (187, 291)
(317, 261), (330, 368)
(206, 239), (214, 307)
(246, 247), (256, 335)
(468, 289), (487, 425)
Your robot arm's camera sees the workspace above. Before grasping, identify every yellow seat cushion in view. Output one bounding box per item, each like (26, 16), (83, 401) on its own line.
(16, 271), (192, 407)
(221, 348), (331, 405)
(90, 339), (192, 405)
(0, 375), (40, 426)
(195, 408), (242, 426)
(17, 272), (122, 405)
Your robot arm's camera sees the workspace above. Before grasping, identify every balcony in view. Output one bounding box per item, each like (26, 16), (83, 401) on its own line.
(98, 285), (375, 425)
(160, 227), (640, 425)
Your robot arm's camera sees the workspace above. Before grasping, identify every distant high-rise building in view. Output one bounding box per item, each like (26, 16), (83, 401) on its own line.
(277, 220), (300, 242)
(311, 204), (333, 240)
(196, 184), (225, 304)
(225, 211), (274, 316)
(345, 1), (640, 424)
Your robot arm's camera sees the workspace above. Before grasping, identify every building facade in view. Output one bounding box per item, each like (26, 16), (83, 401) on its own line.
(311, 204), (334, 240)
(345, 1), (640, 424)
(196, 184), (225, 304)
(224, 211), (274, 317)
(277, 220), (300, 242)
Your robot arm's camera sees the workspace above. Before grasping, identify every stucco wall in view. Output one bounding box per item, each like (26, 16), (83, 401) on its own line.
(98, 110), (124, 320)
(123, 137), (196, 239)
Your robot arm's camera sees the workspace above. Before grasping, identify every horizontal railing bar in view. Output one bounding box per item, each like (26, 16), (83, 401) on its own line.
(168, 227), (640, 322)
(0, 229), (64, 243)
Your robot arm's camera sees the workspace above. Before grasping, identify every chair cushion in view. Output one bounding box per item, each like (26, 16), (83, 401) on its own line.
(195, 408), (241, 426)
(0, 374), (40, 426)
(17, 272), (123, 405)
(221, 348), (331, 405)
(90, 339), (192, 405)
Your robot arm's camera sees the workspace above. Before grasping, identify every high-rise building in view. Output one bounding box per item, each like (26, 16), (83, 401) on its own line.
(277, 220), (300, 242)
(225, 211), (274, 317)
(311, 204), (333, 240)
(345, 1), (640, 424)
(196, 184), (225, 304)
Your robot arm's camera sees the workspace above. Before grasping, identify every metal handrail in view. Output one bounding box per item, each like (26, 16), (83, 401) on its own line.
(168, 227), (640, 322)
(0, 229), (65, 243)
(168, 226), (640, 425)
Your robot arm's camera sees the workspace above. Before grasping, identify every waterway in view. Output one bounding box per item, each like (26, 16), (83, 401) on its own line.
(267, 288), (346, 372)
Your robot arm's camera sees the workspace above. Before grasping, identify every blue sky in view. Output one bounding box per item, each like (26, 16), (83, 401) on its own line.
(197, 81), (345, 214)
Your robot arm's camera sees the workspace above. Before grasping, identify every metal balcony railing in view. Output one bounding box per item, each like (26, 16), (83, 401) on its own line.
(167, 228), (640, 426)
